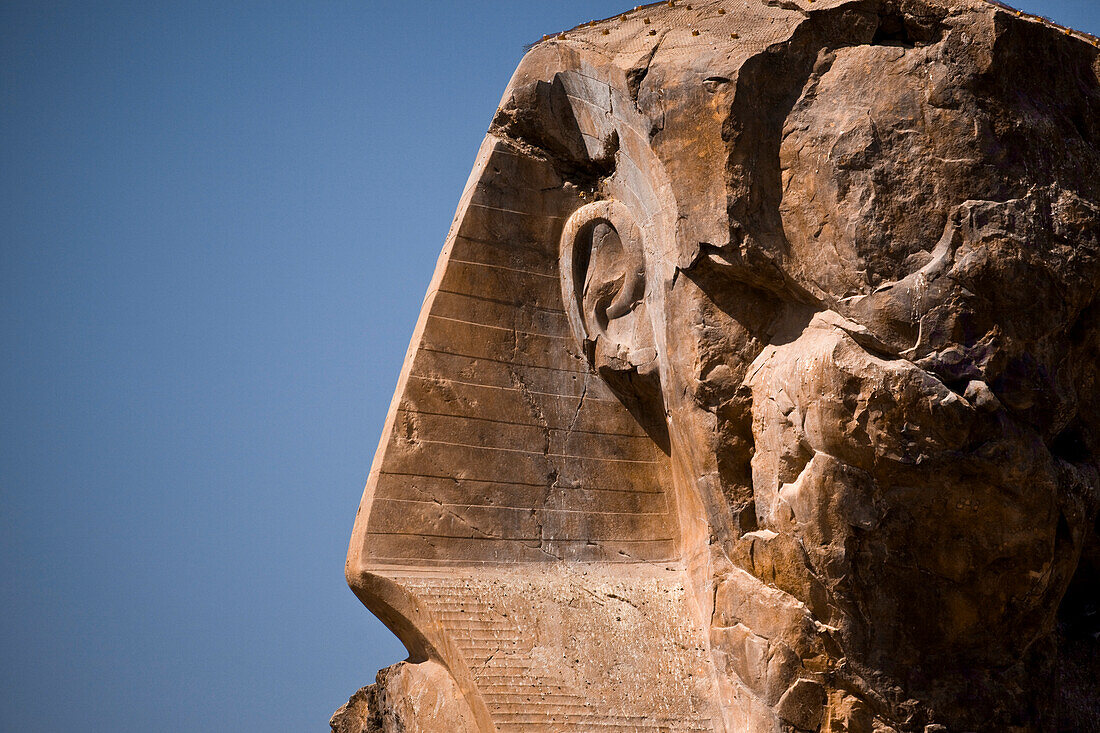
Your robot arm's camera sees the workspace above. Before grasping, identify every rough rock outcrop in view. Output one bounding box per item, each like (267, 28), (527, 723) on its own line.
(330, 661), (478, 733)
(338, 1), (1100, 731)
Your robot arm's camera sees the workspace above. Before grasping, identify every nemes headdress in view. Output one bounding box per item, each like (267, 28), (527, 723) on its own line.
(344, 10), (733, 729)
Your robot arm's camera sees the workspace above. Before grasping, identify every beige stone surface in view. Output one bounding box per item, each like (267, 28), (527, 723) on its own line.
(330, 660), (478, 733)
(338, 1), (1100, 731)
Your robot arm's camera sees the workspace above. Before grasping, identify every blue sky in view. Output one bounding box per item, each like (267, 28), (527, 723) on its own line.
(2, 1), (1097, 731)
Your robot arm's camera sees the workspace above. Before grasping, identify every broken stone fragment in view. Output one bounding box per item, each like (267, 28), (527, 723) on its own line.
(330, 661), (477, 733)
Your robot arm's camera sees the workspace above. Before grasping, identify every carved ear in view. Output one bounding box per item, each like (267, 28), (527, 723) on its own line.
(561, 201), (668, 449)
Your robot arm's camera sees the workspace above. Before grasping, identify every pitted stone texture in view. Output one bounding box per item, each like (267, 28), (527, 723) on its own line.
(384, 565), (719, 732)
(344, 1), (1100, 731)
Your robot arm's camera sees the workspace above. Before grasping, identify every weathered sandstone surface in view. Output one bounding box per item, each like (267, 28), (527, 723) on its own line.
(337, 1), (1100, 730)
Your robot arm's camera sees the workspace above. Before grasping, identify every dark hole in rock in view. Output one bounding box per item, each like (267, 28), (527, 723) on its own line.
(1054, 520), (1100, 730)
(872, 14), (915, 47)
(1070, 111), (1090, 141)
(738, 501), (759, 533)
(703, 76), (731, 93)
(1052, 422), (1090, 463)
(869, 10), (943, 48)
(1058, 536), (1099, 641)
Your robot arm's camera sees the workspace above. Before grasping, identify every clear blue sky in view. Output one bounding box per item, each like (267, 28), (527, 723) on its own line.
(1, 1), (1096, 731)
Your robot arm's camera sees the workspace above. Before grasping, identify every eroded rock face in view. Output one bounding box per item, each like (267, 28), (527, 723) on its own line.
(330, 661), (478, 733)
(340, 1), (1100, 731)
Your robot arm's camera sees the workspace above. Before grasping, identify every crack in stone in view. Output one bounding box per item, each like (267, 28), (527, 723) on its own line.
(626, 34), (663, 109)
(567, 375), (589, 437)
(409, 483), (502, 540)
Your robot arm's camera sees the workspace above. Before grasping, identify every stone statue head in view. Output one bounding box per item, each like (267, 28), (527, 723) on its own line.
(340, 2), (1100, 731)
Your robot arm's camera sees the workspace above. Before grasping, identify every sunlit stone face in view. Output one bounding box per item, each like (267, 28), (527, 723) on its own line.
(340, 3), (1100, 731)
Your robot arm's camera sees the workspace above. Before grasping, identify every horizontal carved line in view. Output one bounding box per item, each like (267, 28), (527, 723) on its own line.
(427, 313), (569, 341)
(447, 257), (560, 280)
(466, 202), (564, 219)
(489, 712), (711, 726)
(396, 407), (649, 439)
(366, 530), (676, 542)
(419, 347), (587, 375)
(452, 231), (554, 258)
(481, 692), (583, 700)
(407, 374), (615, 403)
(492, 710), (703, 720)
(409, 437), (660, 464)
(378, 470), (664, 494)
(436, 285), (565, 314)
(377, 497), (667, 516)
(361, 556), (676, 566)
